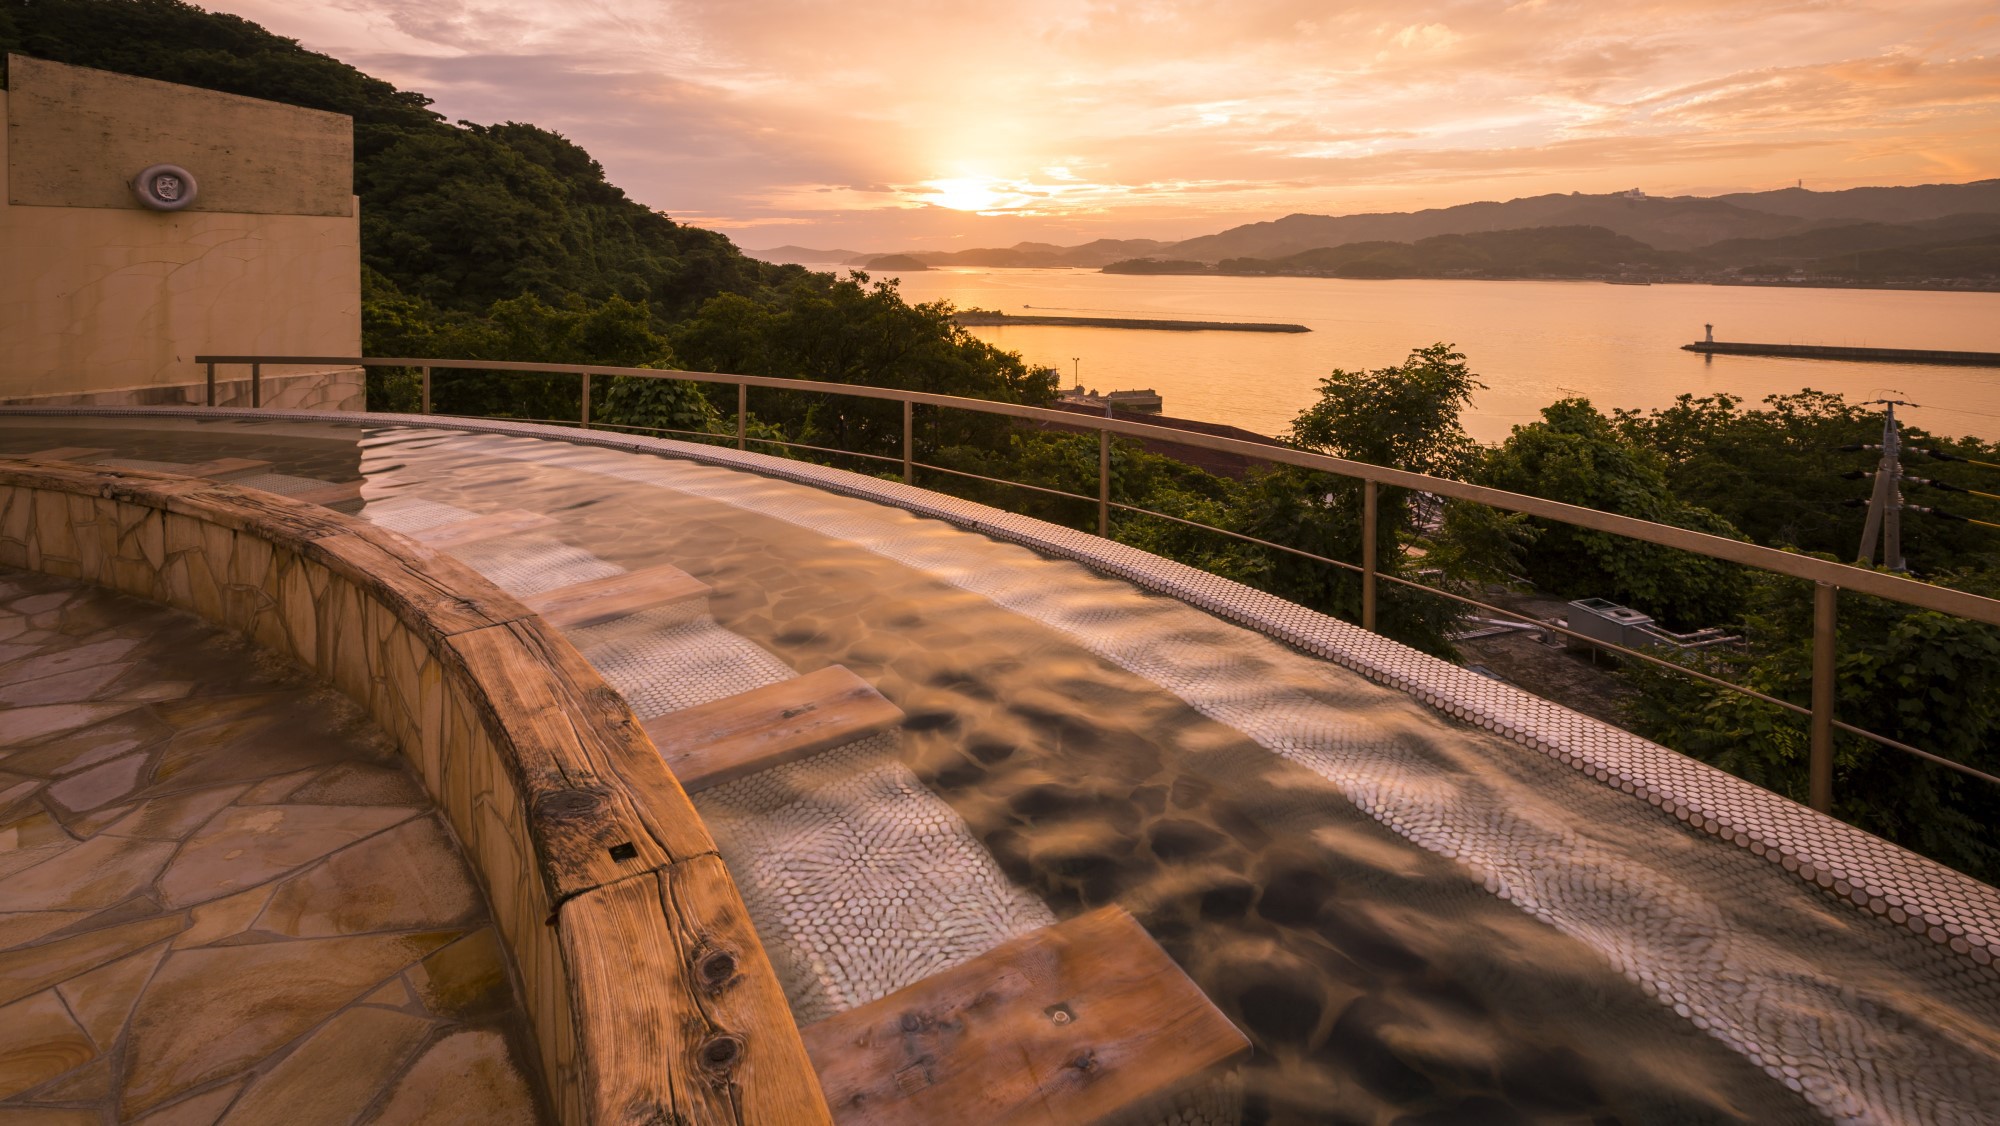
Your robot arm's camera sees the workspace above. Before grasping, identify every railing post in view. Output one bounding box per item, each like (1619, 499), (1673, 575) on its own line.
(420, 366), (431, 414)
(580, 372), (591, 427)
(1098, 429), (1111, 537)
(205, 362), (215, 407)
(250, 362), (261, 408)
(1810, 582), (1838, 813)
(903, 400), (914, 484)
(1361, 478), (1378, 632)
(737, 384), (747, 451)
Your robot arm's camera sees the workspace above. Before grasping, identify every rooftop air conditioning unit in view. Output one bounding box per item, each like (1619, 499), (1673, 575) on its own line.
(1566, 598), (1656, 650)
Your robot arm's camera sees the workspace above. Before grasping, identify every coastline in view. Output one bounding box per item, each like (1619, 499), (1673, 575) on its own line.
(1089, 269), (2000, 294)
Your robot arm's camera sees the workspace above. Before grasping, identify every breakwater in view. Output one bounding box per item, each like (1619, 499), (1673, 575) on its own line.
(1685, 341), (2000, 367)
(954, 312), (1310, 333)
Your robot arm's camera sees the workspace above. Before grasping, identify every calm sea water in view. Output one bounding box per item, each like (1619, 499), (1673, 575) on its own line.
(889, 269), (2000, 443)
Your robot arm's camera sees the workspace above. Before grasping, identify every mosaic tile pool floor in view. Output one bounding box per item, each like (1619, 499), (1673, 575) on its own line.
(0, 568), (548, 1125)
(8, 415), (2000, 1125)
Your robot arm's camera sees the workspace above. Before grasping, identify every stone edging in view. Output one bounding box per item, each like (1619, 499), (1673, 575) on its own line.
(0, 456), (833, 1125)
(23, 404), (1984, 974)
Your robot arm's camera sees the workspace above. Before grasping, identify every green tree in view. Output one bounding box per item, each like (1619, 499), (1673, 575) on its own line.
(1481, 399), (1749, 628)
(1191, 344), (1496, 657)
(361, 284), (712, 427)
(1614, 390), (2000, 575)
(1623, 566), (2000, 882)
(672, 272), (1056, 464)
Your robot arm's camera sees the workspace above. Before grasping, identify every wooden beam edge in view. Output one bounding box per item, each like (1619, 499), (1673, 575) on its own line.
(559, 857), (834, 1126)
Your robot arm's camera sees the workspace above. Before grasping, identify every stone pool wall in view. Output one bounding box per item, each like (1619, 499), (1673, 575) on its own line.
(0, 458), (832, 1125)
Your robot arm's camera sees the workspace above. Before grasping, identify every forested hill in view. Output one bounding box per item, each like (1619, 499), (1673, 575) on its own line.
(0, 0), (789, 319)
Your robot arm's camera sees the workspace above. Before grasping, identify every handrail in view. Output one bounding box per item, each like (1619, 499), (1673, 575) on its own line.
(196, 354), (2000, 812)
(198, 354), (2000, 627)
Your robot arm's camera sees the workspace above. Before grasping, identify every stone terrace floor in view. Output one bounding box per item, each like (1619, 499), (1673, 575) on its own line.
(0, 568), (549, 1124)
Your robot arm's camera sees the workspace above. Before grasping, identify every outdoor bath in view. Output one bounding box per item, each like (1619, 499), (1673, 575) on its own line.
(3, 411), (1998, 1125)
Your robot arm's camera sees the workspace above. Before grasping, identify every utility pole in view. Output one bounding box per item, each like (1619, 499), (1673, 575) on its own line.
(1071, 357), (1081, 390)
(1856, 400), (1913, 571)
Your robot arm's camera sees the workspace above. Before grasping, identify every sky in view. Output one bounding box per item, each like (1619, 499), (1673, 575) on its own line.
(212, 0), (2000, 251)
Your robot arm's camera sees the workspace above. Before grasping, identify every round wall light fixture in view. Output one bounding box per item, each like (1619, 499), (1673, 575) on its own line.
(132, 164), (199, 211)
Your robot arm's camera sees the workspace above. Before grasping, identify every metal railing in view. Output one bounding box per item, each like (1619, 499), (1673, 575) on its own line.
(197, 355), (2000, 806)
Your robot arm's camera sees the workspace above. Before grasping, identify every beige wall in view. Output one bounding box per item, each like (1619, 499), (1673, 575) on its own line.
(0, 59), (361, 405)
(6, 54), (353, 216)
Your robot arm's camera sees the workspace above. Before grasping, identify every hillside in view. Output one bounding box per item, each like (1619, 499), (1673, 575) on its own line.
(0, 0), (789, 320)
(1695, 214), (2000, 266)
(1710, 180), (2000, 224)
(822, 238), (1176, 269)
(1812, 233), (2000, 281)
(1160, 193), (1814, 260)
(1234, 226), (1685, 277)
(751, 245), (869, 264)
(993, 181), (2000, 269)
(1109, 226), (1686, 279)
(861, 253), (932, 271)
(1104, 218), (2000, 284)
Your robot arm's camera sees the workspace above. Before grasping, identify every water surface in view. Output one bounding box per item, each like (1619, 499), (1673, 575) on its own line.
(9, 417), (2000, 1125)
(888, 270), (2000, 442)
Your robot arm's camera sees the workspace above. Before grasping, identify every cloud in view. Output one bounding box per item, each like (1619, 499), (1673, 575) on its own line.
(208, 0), (2000, 246)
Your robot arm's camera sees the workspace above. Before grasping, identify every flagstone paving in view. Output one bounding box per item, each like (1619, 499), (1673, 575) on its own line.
(0, 568), (549, 1124)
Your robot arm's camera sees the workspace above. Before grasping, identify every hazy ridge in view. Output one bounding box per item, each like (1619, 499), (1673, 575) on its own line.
(755, 180), (2000, 283)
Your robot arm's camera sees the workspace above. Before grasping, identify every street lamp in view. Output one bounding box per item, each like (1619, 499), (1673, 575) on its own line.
(1071, 357), (1081, 389)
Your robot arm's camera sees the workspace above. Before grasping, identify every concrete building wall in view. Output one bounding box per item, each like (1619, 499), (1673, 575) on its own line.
(0, 56), (363, 408)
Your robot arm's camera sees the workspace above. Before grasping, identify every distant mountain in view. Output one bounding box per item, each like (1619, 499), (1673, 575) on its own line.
(861, 253), (932, 271)
(1161, 193), (1817, 260)
(1159, 182), (2000, 263)
(850, 238), (1175, 269)
(1101, 216), (2000, 284)
(749, 245), (872, 264)
(762, 181), (2000, 284)
(1711, 180), (2000, 224)
(1102, 259), (1212, 275)
(1809, 233), (2000, 281)
(1696, 214), (2000, 266)
(1110, 226), (1686, 279)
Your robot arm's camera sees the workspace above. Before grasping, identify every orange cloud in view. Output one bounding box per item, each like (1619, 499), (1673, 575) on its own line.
(212, 0), (2000, 246)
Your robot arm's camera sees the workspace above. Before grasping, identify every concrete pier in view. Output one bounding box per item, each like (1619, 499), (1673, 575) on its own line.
(1685, 341), (2000, 367)
(954, 311), (1310, 333)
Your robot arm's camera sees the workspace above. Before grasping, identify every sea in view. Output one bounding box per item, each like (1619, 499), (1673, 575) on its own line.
(886, 269), (2000, 443)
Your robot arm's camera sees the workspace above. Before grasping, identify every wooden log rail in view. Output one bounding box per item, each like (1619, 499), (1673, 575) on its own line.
(0, 458), (833, 1125)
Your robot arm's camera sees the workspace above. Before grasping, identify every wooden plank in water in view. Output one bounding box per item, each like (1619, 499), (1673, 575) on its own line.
(18, 447), (111, 462)
(643, 665), (905, 792)
(525, 563), (710, 631)
(412, 509), (557, 549)
(185, 457), (272, 478)
(802, 905), (1248, 1125)
(288, 480), (366, 508)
